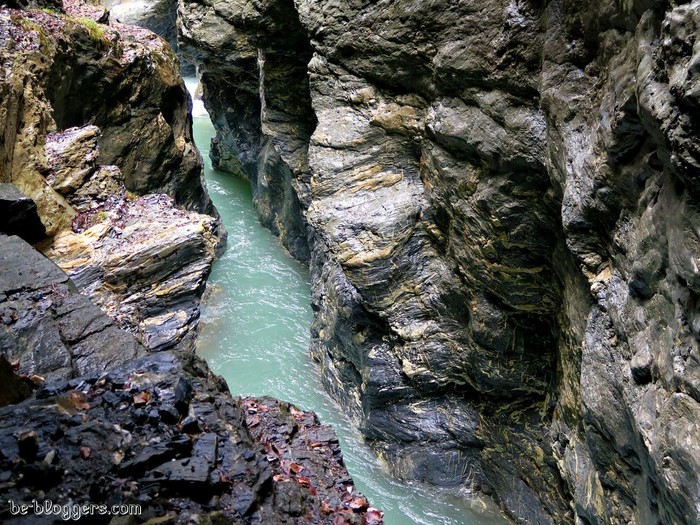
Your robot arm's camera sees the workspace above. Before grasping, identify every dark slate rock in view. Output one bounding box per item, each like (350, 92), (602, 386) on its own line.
(0, 234), (145, 380)
(0, 351), (378, 524)
(0, 184), (46, 243)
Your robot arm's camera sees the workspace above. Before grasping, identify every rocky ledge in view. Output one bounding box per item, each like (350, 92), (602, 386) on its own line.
(1, 1), (225, 349)
(0, 233), (145, 381)
(0, 233), (379, 524)
(0, 349), (381, 525)
(41, 124), (221, 351)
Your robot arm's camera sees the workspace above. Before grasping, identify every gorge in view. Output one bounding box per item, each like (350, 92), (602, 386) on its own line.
(190, 81), (506, 524)
(0, 2), (378, 523)
(0, 0), (699, 524)
(179, 0), (700, 524)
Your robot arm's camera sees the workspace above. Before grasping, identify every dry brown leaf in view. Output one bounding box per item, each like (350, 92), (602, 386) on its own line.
(133, 391), (151, 406)
(289, 462), (304, 475)
(364, 507), (383, 525)
(349, 497), (369, 511)
(69, 391), (90, 411)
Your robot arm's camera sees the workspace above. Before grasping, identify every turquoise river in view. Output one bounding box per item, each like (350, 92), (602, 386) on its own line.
(187, 79), (509, 525)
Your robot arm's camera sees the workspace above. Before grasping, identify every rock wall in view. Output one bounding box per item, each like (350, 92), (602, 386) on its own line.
(104, 0), (196, 75)
(0, 2), (214, 238)
(179, 0), (700, 523)
(1, 3), (225, 350)
(0, 5), (381, 522)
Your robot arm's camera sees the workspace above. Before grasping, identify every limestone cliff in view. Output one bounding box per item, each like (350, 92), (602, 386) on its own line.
(179, 0), (700, 523)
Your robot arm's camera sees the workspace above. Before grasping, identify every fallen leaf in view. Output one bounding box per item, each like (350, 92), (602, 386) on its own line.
(296, 475), (316, 494)
(69, 391), (90, 411)
(248, 415), (261, 428)
(364, 507), (384, 525)
(349, 497), (369, 511)
(133, 391), (150, 406)
(289, 462), (304, 475)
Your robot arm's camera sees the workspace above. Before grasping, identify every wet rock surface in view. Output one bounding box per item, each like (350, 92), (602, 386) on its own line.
(47, 190), (219, 351)
(0, 233), (145, 381)
(179, 0), (700, 523)
(0, 350), (381, 525)
(0, 2), (215, 240)
(103, 0), (195, 75)
(42, 124), (221, 351)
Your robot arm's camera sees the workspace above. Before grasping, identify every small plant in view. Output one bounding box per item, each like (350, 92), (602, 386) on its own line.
(93, 211), (109, 223)
(74, 17), (107, 45)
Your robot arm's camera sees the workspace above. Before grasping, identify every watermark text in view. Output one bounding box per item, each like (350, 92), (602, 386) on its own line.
(7, 499), (141, 521)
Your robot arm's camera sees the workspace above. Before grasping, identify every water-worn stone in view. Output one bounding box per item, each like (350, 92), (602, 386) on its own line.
(0, 233), (145, 380)
(179, 0), (700, 523)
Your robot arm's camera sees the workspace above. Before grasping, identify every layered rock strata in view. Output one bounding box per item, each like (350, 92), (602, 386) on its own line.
(179, 0), (700, 523)
(0, 233), (146, 382)
(0, 2), (214, 236)
(1, 3), (224, 349)
(42, 124), (220, 351)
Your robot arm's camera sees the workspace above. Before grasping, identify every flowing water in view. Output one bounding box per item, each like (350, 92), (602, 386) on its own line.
(187, 79), (509, 525)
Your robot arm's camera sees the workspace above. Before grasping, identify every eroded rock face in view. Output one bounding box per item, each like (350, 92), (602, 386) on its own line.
(179, 0), (700, 523)
(178, 0), (315, 261)
(40, 124), (220, 351)
(104, 0), (196, 75)
(0, 3), (213, 240)
(0, 234), (146, 381)
(1, 5), (224, 350)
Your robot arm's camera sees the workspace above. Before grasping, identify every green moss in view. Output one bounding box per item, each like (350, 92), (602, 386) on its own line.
(73, 17), (108, 45)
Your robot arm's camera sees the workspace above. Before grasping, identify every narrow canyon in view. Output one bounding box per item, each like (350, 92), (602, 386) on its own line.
(1, 0), (699, 524)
